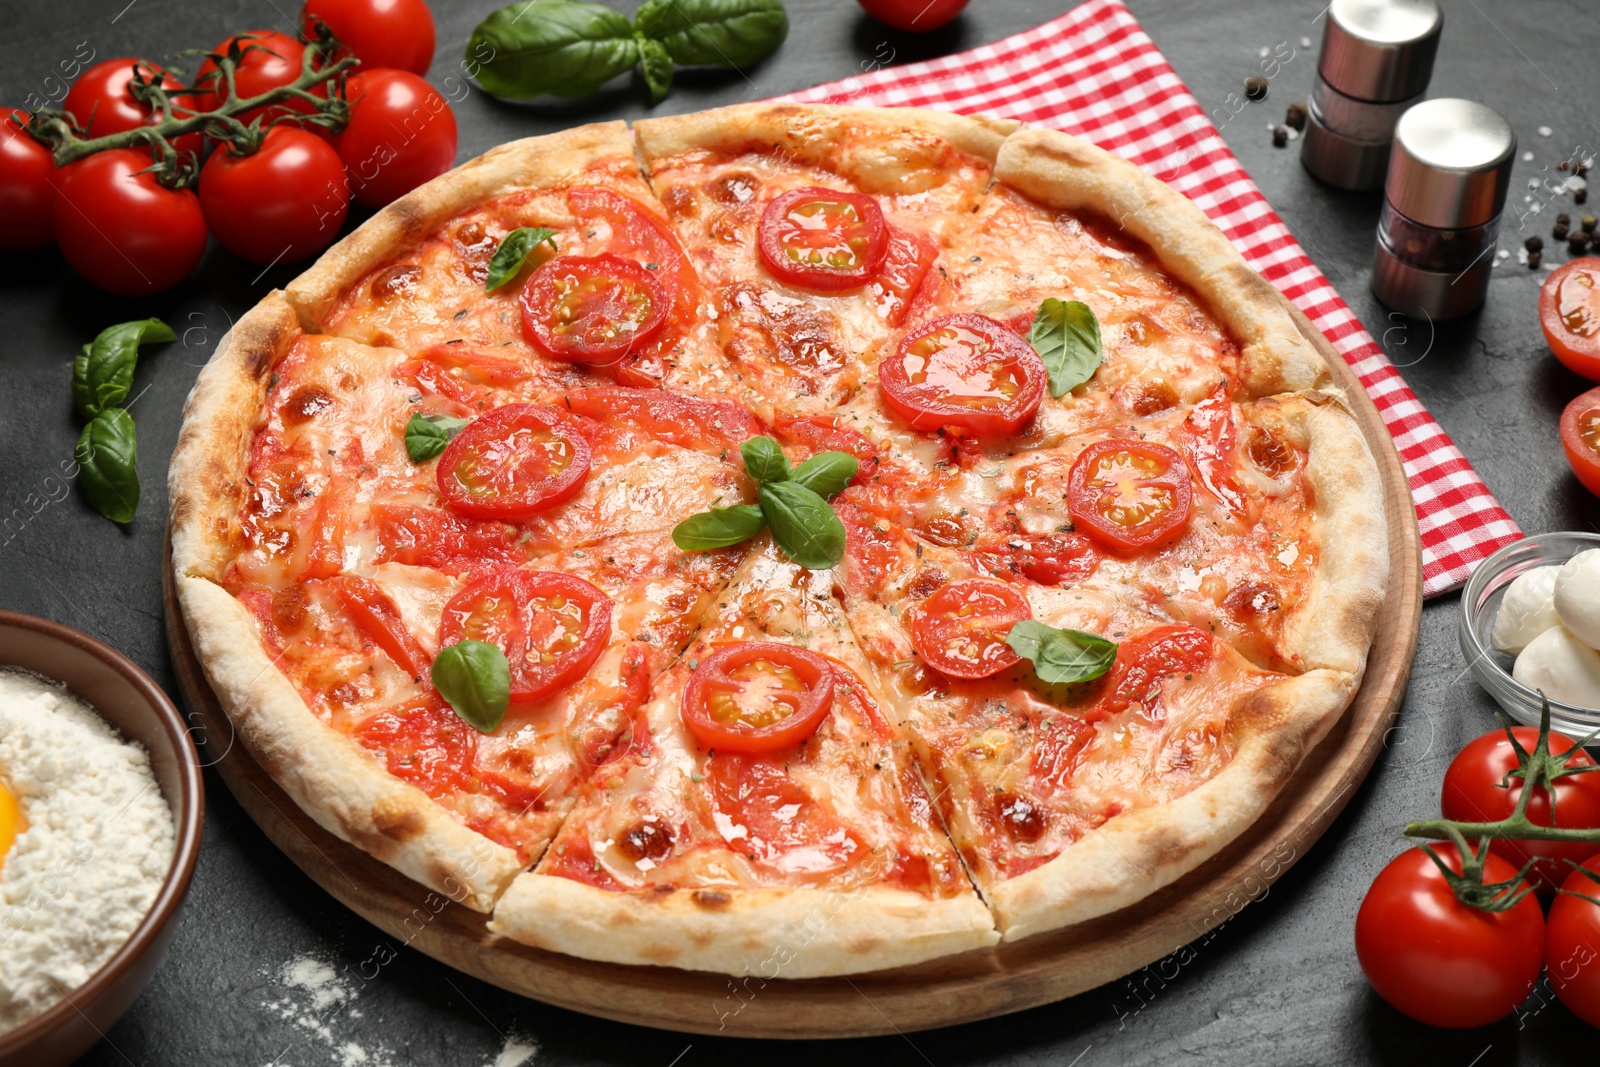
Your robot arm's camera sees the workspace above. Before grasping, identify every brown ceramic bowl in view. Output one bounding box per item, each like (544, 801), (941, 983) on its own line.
(0, 610), (204, 1067)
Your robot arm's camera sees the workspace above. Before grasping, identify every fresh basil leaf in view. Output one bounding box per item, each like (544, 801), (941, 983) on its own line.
(405, 413), (470, 463)
(740, 436), (790, 485)
(790, 451), (857, 499)
(1028, 299), (1102, 399)
(468, 0), (640, 99)
(73, 318), (175, 419)
(760, 481), (845, 570)
(636, 0), (789, 69)
(431, 639), (511, 733)
(484, 227), (557, 292)
(637, 37), (673, 104)
(672, 503), (766, 550)
(75, 407), (140, 524)
(1005, 620), (1117, 685)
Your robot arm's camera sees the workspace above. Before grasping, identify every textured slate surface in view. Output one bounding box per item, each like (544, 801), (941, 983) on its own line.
(1, 0), (1598, 1063)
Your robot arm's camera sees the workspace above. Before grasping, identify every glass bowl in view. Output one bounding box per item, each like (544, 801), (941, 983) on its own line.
(1458, 530), (1600, 738)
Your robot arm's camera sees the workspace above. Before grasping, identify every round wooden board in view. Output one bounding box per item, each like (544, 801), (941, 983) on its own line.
(163, 302), (1422, 1039)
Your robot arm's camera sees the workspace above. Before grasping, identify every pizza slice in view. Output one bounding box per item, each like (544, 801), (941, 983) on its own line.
(489, 537), (997, 976)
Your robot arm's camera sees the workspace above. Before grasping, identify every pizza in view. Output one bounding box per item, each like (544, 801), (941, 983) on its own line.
(169, 103), (1389, 978)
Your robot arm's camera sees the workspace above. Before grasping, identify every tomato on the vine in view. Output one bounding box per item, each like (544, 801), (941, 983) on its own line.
(1355, 844), (1544, 1029)
(199, 126), (349, 263)
(1561, 386), (1600, 497)
(1067, 439), (1193, 553)
(334, 69), (456, 207)
(0, 111), (56, 250)
(1441, 723), (1600, 891)
(1540, 257), (1600, 382)
(681, 643), (836, 753)
(1546, 855), (1600, 1027)
(878, 313), (1047, 436)
(193, 31), (321, 129)
(302, 0), (437, 76)
(910, 577), (1032, 680)
(62, 58), (202, 160)
(52, 148), (207, 296)
(435, 404), (591, 520)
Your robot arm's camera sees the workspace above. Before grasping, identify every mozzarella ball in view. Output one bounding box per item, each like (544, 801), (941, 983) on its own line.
(1512, 626), (1600, 711)
(1491, 565), (1563, 655)
(1554, 549), (1600, 650)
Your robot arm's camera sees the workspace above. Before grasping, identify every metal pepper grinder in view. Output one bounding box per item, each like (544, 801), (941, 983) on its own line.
(1301, 0), (1443, 191)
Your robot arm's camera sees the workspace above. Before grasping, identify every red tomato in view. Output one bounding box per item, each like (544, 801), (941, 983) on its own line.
(199, 126), (349, 264)
(856, 0), (970, 32)
(870, 225), (938, 326)
(774, 414), (882, 485)
(302, 0), (437, 76)
(62, 58), (202, 159)
(335, 69), (456, 207)
(0, 111), (56, 249)
(351, 694), (475, 796)
(193, 31), (319, 128)
(564, 386), (763, 452)
(519, 255), (670, 365)
(52, 148), (207, 296)
(1355, 844), (1544, 1029)
(1091, 624), (1213, 719)
(330, 575), (430, 678)
(1067, 439), (1193, 553)
(1561, 386), (1600, 497)
(681, 643), (836, 753)
(910, 577), (1032, 680)
(1441, 724), (1600, 891)
(435, 404), (591, 520)
(1183, 385), (1248, 517)
(758, 186), (888, 291)
(370, 503), (525, 575)
(439, 569), (613, 704)
(970, 533), (1098, 586)
(878, 313), (1047, 436)
(705, 751), (864, 872)
(1546, 856), (1600, 1027)
(1540, 257), (1600, 382)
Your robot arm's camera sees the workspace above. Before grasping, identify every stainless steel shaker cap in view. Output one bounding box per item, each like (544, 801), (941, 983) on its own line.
(1319, 0), (1443, 102)
(1386, 98), (1516, 229)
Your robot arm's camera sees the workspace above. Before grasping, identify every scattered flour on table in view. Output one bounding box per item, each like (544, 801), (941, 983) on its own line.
(488, 1034), (537, 1067)
(0, 668), (174, 1033)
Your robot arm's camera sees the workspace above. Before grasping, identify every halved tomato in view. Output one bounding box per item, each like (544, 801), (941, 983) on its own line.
(1561, 385), (1600, 497)
(1067, 439), (1193, 553)
(680, 642), (835, 753)
(439, 569), (613, 704)
(330, 575), (430, 679)
(435, 405), (591, 520)
(878, 313), (1046, 436)
(910, 577), (1032, 680)
(758, 186), (888, 291)
(519, 254), (669, 366)
(1541, 257), (1600, 382)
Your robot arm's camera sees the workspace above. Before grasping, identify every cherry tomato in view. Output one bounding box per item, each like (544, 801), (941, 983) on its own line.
(1541, 257), (1600, 382)
(62, 58), (202, 160)
(856, 0), (970, 32)
(193, 31), (320, 129)
(439, 569), (613, 704)
(1560, 386), (1600, 497)
(878, 313), (1046, 437)
(0, 111), (56, 249)
(199, 126), (349, 263)
(1067, 439), (1193, 553)
(1355, 844), (1543, 1029)
(1546, 855), (1600, 1027)
(302, 0), (438, 76)
(52, 148), (207, 296)
(758, 186), (888, 291)
(335, 69), (456, 207)
(330, 575), (429, 678)
(910, 577), (1032, 680)
(519, 255), (669, 365)
(681, 642), (835, 752)
(435, 404), (591, 520)
(1441, 724), (1600, 891)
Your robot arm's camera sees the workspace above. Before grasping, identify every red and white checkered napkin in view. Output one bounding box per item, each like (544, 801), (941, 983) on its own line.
(777, 0), (1521, 597)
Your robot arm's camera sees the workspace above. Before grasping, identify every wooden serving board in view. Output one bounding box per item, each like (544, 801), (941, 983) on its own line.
(163, 306), (1423, 1039)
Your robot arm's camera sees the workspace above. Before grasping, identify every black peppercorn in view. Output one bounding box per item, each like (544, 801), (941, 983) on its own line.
(1526, 236), (1544, 252)
(1583, 215), (1597, 233)
(1558, 213), (1572, 225)
(1272, 126), (1288, 147)
(1284, 102), (1307, 131)
(1577, 187), (1589, 205)
(1529, 251), (1542, 269)
(1554, 224), (1571, 241)
(1570, 233), (1591, 255)
(1245, 76), (1268, 102)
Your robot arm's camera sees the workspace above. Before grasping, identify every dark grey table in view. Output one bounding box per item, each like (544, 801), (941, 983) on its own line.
(3, 0), (1598, 1063)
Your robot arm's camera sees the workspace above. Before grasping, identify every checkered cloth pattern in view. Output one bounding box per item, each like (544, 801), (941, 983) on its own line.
(776, 0), (1520, 597)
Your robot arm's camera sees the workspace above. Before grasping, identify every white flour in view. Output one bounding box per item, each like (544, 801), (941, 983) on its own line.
(0, 668), (175, 1032)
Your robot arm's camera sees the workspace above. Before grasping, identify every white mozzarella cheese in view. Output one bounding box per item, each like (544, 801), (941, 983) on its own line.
(1490, 566), (1563, 655)
(1553, 549), (1600, 650)
(1512, 625), (1600, 710)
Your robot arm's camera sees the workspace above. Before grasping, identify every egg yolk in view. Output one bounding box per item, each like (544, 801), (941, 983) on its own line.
(0, 777), (23, 861)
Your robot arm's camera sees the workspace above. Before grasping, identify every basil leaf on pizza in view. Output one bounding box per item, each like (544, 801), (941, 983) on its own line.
(1006, 620), (1118, 685)
(404, 413), (470, 462)
(1029, 299), (1102, 399)
(431, 639), (511, 733)
(73, 318), (176, 418)
(672, 503), (766, 550)
(468, 0), (640, 99)
(635, 0), (789, 69)
(760, 481), (847, 570)
(740, 435), (790, 485)
(790, 451), (858, 499)
(484, 227), (557, 292)
(75, 407), (140, 524)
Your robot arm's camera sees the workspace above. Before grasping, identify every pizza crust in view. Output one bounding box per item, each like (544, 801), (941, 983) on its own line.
(489, 872), (998, 978)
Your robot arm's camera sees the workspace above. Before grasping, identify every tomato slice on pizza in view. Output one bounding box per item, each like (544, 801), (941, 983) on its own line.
(439, 569), (613, 704)
(878, 313), (1047, 437)
(519, 254), (670, 365)
(435, 404), (592, 521)
(1066, 438), (1193, 552)
(757, 187), (889, 291)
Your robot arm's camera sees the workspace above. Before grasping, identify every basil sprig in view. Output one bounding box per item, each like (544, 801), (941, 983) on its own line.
(1006, 620), (1118, 685)
(72, 318), (175, 419)
(1028, 299), (1102, 399)
(484, 227), (557, 292)
(69, 319), (174, 524)
(431, 639), (512, 733)
(672, 435), (855, 569)
(467, 0), (788, 105)
(405, 413), (470, 462)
